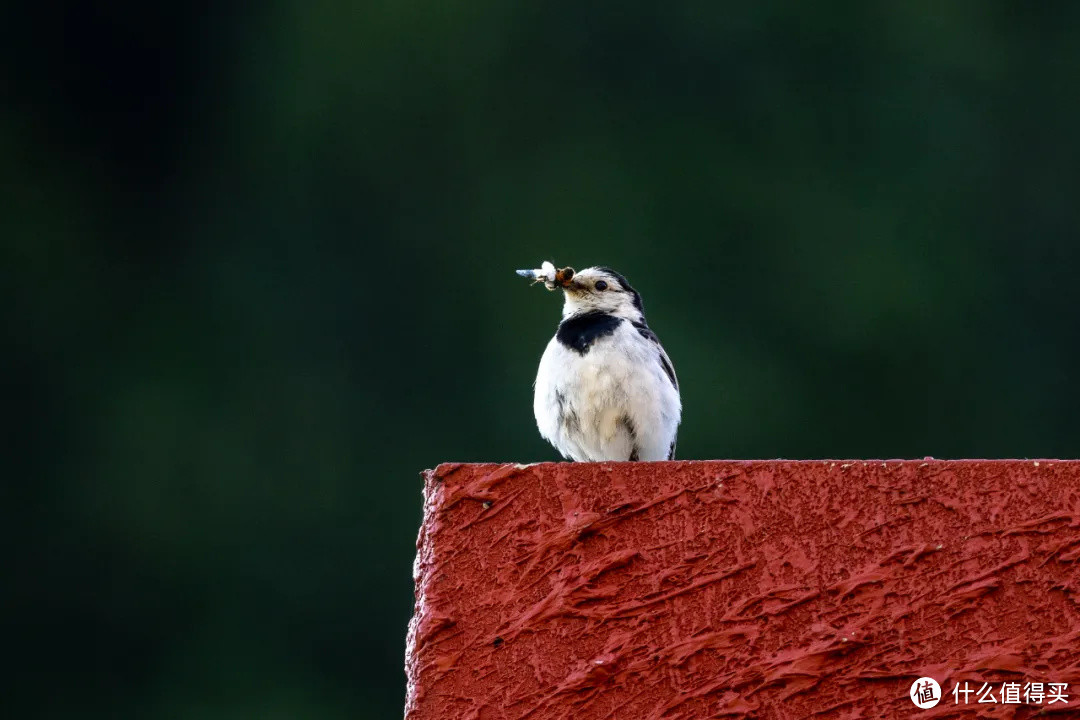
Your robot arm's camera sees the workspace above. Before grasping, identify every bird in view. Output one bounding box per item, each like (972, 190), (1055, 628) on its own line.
(516, 262), (681, 462)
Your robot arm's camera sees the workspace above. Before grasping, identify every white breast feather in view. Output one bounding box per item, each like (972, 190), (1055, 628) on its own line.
(533, 322), (681, 462)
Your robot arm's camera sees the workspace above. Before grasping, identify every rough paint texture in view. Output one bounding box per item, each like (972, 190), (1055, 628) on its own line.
(405, 461), (1080, 719)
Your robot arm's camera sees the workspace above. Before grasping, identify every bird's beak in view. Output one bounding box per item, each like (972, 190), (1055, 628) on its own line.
(553, 267), (575, 288)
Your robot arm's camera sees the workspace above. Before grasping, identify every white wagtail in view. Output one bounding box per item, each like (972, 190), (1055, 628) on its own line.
(517, 261), (681, 462)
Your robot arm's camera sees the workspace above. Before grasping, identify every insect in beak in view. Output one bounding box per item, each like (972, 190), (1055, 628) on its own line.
(516, 262), (575, 291)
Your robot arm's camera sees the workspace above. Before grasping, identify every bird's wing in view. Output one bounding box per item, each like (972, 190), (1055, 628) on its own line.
(633, 322), (679, 392)
(632, 321), (679, 460)
(656, 341), (679, 394)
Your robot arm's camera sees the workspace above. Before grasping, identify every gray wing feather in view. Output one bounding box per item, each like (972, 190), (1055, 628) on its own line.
(632, 321), (679, 459)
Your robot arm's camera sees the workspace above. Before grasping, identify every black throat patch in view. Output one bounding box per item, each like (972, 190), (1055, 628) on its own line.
(556, 311), (623, 355)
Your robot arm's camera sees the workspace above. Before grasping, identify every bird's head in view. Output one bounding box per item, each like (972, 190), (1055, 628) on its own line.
(516, 262), (644, 321)
(560, 266), (644, 319)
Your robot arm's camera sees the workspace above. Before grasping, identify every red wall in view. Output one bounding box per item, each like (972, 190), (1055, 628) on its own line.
(406, 461), (1080, 718)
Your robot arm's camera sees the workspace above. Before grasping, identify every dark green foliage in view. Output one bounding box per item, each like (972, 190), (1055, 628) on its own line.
(4, 1), (1080, 717)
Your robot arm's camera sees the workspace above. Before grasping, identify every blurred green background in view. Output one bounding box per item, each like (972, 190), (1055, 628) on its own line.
(5, 1), (1080, 717)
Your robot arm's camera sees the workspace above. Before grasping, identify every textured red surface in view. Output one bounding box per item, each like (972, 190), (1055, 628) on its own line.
(405, 461), (1080, 719)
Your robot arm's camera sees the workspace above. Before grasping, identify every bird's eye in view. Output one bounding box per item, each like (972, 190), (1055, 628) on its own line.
(595, 280), (608, 291)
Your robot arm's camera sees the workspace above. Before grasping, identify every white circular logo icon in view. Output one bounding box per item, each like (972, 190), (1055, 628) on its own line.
(910, 677), (941, 709)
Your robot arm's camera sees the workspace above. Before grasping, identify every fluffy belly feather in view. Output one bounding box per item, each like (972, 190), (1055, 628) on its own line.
(533, 325), (679, 462)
